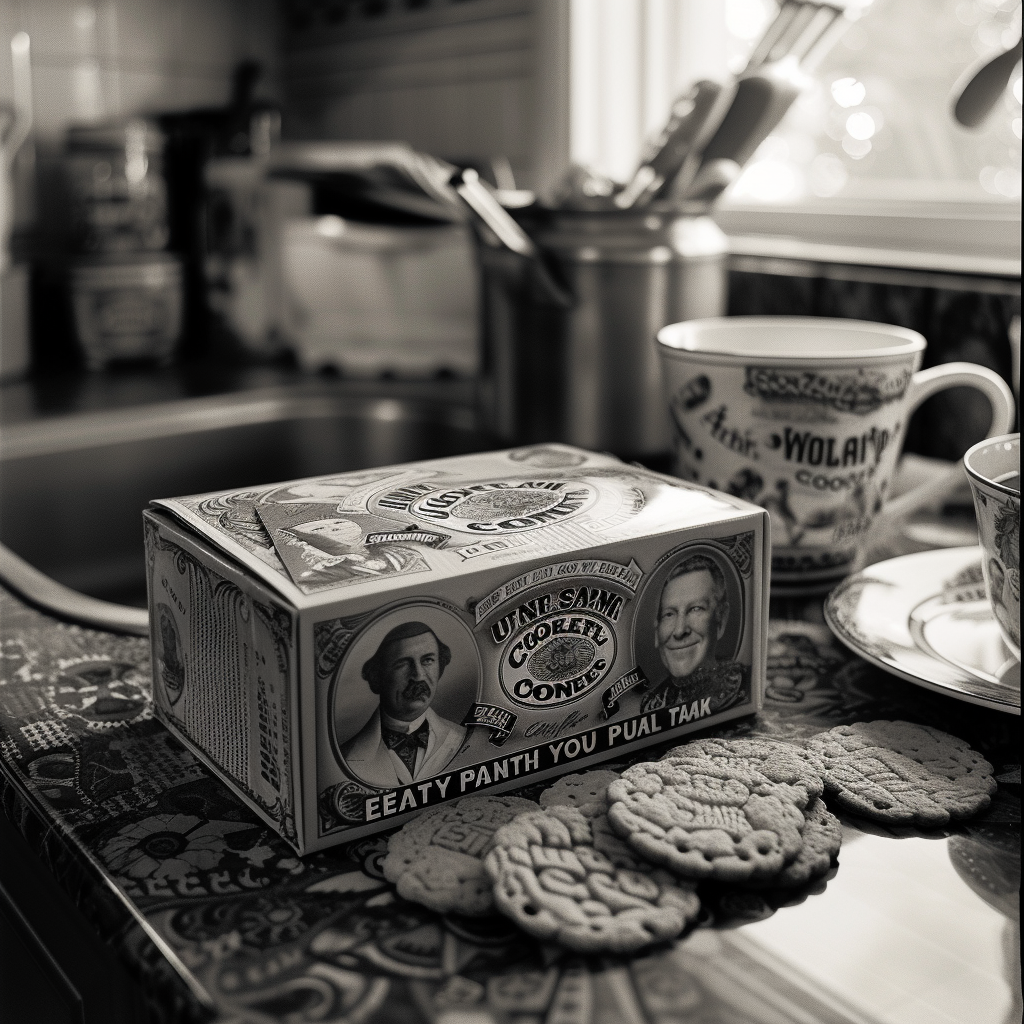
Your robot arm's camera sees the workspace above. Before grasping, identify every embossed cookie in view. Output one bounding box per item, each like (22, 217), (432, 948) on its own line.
(540, 770), (621, 813)
(485, 805), (700, 953)
(662, 736), (825, 804)
(383, 795), (538, 915)
(606, 759), (808, 883)
(747, 797), (842, 889)
(804, 721), (996, 827)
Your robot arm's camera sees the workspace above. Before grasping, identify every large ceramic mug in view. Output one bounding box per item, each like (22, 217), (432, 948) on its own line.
(964, 433), (1020, 660)
(657, 317), (1016, 591)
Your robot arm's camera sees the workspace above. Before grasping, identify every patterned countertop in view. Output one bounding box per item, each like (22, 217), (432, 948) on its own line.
(1, 587), (1019, 1024)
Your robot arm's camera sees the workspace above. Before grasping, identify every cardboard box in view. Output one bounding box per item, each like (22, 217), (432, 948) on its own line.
(144, 445), (769, 854)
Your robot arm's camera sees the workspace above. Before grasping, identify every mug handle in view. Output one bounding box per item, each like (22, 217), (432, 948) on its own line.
(879, 361), (1015, 525)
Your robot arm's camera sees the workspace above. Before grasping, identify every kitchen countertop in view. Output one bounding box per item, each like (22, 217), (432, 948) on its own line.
(1, 579), (1019, 1024)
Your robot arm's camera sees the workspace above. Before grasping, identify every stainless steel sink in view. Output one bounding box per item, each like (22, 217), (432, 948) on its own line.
(0, 383), (489, 608)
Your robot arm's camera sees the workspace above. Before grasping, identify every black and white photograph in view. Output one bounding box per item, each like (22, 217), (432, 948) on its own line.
(0, 1), (1019, 1022)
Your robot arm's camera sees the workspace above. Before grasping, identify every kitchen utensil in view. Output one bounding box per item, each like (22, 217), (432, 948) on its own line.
(743, 0), (802, 71)
(951, 35), (1023, 128)
(761, 1), (824, 65)
(656, 317), (1015, 591)
(1, 33), (32, 381)
(676, 159), (741, 203)
(825, 547), (1020, 714)
(477, 210), (728, 458)
(615, 80), (734, 209)
(690, 57), (807, 172)
(452, 167), (537, 257)
(964, 433), (1020, 659)
(453, 166), (572, 306)
(692, 3), (845, 173)
(2, 32), (32, 271)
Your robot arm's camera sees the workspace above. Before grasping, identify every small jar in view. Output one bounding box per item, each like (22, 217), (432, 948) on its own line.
(65, 119), (170, 254)
(71, 253), (183, 369)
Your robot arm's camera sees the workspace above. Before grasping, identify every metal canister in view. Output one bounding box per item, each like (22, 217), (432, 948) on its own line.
(476, 208), (728, 459)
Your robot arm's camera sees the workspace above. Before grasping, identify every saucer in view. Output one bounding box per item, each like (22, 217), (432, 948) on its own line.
(824, 547), (1020, 715)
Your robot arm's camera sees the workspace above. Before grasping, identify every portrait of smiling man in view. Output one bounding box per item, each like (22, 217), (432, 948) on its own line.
(638, 553), (747, 716)
(339, 621), (467, 788)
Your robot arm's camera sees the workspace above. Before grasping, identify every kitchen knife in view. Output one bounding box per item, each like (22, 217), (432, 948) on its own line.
(615, 79), (734, 209)
(452, 167), (572, 306)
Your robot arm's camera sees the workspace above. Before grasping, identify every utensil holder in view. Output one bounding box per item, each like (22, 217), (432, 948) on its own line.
(475, 208), (728, 460)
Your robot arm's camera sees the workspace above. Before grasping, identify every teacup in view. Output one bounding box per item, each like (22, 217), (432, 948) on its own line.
(964, 433), (1020, 660)
(656, 317), (1016, 591)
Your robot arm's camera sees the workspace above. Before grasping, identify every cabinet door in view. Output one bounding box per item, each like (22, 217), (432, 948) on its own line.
(0, 810), (148, 1024)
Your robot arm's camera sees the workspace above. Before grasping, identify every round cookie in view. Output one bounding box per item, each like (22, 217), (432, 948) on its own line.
(804, 721), (997, 827)
(606, 758), (808, 883)
(746, 797), (842, 889)
(485, 805), (700, 953)
(539, 770), (621, 813)
(383, 795), (538, 915)
(662, 736), (824, 805)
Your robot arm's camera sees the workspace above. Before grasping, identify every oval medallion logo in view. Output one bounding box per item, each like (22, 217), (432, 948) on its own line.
(406, 481), (597, 534)
(499, 611), (616, 708)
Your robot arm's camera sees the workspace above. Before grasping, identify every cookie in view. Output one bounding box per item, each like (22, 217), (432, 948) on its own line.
(804, 721), (997, 827)
(606, 759), (808, 883)
(662, 736), (824, 804)
(485, 805), (700, 953)
(383, 795), (538, 915)
(539, 770), (621, 813)
(746, 797), (842, 889)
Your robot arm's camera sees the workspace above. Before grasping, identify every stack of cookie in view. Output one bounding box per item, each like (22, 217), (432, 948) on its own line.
(606, 737), (842, 892)
(382, 721), (997, 954)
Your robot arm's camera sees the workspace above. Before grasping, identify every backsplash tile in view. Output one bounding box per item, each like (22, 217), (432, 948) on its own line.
(1, 0), (280, 147)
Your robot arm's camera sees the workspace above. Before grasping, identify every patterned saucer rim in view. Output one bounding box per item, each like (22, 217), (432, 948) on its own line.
(824, 546), (1020, 715)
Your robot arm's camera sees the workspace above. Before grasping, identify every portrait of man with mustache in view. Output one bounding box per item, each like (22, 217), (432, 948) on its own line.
(339, 621), (467, 788)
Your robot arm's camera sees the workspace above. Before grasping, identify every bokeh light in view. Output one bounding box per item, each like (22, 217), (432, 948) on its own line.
(831, 78), (867, 107)
(846, 112), (877, 140)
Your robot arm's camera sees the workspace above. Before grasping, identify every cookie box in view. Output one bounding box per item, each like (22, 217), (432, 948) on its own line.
(144, 444), (769, 854)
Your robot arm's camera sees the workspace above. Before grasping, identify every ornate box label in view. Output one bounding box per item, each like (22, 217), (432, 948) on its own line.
(147, 444), (769, 854)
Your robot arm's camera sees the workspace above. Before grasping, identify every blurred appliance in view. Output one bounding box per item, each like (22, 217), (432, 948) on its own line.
(278, 215), (477, 377)
(159, 61), (281, 359)
(204, 142), (479, 377)
(65, 118), (183, 368)
(203, 155), (278, 357)
(65, 120), (169, 254)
